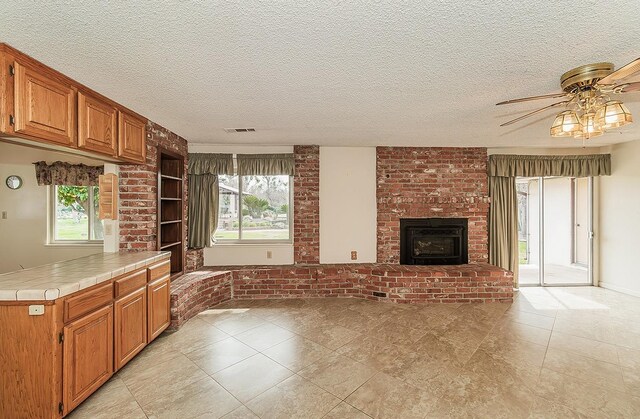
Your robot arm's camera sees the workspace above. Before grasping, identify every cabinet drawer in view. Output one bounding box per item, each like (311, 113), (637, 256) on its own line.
(148, 260), (170, 282)
(64, 282), (113, 323)
(114, 269), (147, 298)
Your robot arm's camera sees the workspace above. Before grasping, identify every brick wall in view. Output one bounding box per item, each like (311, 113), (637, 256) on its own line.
(376, 147), (490, 264)
(119, 121), (189, 258)
(224, 263), (512, 303)
(293, 145), (320, 264)
(169, 270), (232, 329)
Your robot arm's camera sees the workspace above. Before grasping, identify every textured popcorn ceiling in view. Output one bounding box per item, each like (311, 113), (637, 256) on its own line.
(1, 1), (640, 147)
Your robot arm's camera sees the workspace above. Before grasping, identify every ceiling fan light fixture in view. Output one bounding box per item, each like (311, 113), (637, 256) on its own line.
(550, 110), (582, 137)
(596, 100), (633, 129)
(574, 111), (604, 140)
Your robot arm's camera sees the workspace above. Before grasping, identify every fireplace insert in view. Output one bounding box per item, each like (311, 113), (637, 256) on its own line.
(400, 218), (468, 265)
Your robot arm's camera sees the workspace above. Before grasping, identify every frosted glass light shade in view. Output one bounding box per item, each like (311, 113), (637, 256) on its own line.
(596, 100), (633, 129)
(550, 110), (582, 137)
(574, 112), (603, 140)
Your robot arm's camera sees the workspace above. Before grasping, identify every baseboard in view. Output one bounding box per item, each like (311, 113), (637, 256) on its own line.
(599, 282), (640, 298)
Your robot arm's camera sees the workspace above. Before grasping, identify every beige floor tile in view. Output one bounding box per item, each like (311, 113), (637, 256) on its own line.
(120, 353), (209, 408)
(346, 372), (436, 419)
(141, 376), (240, 419)
(504, 309), (556, 330)
(428, 368), (536, 419)
(212, 353), (293, 402)
(299, 353), (377, 399)
(164, 319), (231, 354)
(382, 351), (462, 398)
(549, 330), (620, 364)
(373, 320), (428, 346)
(336, 335), (411, 370)
(245, 374), (341, 418)
(324, 402), (372, 419)
(185, 337), (258, 375)
(299, 323), (360, 350)
(492, 317), (552, 346)
(219, 405), (260, 418)
(615, 346), (640, 393)
(543, 347), (625, 390)
(263, 335), (333, 372)
(527, 396), (584, 419)
(66, 377), (145, 419)
(233, 322), (296, 351)
(210, 313), (267, 335)
(535, 368), (640, 418)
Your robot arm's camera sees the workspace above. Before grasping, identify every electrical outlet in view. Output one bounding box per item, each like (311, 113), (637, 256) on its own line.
(1, 211), (7, 219)
(28, 305), (45, 316)
(351, 251), (358, 260)
(266, 250), (273, 259)
(104, 224), (113, 235)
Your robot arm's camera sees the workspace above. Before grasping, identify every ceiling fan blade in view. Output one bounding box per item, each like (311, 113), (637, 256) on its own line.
(617, 81), (640, 93)
(496, 92), (568, 105)
(499, 101), (570, 127)
(597, 57), (640, 85)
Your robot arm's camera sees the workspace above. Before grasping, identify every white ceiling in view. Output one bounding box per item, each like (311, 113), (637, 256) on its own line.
(1, 1), (640, 148)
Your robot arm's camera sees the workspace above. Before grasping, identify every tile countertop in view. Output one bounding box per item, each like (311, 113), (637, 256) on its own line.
(0, 251), (171, 301)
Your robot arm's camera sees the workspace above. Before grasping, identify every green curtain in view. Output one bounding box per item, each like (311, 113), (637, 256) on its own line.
(188, 174), (219, 248)
(237, 154), (295, 176)
(489, 176), (519, 286)
(188, 153), (234, 175)
(488, 153), (611, 287)
(187, 153), (232, 248)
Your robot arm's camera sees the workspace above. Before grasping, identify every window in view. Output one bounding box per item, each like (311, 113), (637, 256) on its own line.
(50, 185), (103, 243)
(215, 174), (291, 242)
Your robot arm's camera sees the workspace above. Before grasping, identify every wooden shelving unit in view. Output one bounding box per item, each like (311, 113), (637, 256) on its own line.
(157, 149), (185, 277)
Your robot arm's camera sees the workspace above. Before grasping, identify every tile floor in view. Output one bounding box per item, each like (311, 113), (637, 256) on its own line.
(68, 287), (640, 418)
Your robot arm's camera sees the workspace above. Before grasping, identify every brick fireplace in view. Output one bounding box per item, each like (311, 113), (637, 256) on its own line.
(377, 147), (490, 264)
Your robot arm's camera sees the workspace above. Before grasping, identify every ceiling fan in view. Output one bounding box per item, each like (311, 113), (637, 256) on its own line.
(497, 57), (640, 143)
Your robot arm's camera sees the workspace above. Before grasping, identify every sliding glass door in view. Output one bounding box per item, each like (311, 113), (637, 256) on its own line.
(517, 176), (593, 286)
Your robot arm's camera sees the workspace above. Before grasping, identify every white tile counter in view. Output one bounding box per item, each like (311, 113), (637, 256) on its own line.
(0, 251), (170, 301)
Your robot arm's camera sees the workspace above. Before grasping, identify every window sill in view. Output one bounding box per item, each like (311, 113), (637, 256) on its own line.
(45, 242), (104, 248)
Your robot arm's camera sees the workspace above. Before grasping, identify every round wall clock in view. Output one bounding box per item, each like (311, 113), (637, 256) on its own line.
(5, 175), (23, 190)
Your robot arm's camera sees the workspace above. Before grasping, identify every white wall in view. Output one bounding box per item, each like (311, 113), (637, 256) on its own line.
(599, 139), (640, 296)
(0, 142), (103, 273)
(319, 147), (377, 263)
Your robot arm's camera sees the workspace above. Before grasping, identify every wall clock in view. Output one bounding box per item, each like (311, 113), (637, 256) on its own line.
(5, 175), (23, 190)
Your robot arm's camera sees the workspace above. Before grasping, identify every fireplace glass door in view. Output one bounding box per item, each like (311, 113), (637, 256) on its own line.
(517, 176), (593, 286)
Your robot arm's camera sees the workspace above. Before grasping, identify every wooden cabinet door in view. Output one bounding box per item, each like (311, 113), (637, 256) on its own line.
(13, 61), (75, 146)
(78, 92), (117, 156)
(118, 111), (146, 163)
(147, 276), (170, 342)
(63, 305), (113, 415)
(114, 287), (147, 371)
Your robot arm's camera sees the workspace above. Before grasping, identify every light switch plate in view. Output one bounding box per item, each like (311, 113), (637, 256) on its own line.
(28, 305), (45, 316)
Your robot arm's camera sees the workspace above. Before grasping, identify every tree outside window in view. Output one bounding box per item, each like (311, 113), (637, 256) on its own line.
(53, 185), (103, 242)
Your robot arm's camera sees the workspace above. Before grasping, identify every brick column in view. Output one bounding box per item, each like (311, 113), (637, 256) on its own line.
(293, 145), (320, 264)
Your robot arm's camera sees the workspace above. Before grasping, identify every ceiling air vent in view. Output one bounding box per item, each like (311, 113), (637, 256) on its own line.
(223, 128), (256, 133)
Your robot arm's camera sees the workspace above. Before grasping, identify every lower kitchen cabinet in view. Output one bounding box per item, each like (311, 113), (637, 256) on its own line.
(114, 286), (147, 370)
(147, 275), (171, 342)
(62, 304), (114, 415)
(0, 257), (172, 418)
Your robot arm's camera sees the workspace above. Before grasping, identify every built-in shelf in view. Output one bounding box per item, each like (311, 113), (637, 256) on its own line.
(158, 149), (185, 277)
(160, 241), (182, 250)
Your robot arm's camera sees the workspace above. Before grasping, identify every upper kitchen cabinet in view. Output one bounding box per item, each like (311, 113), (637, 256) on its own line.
(78, 92), (117, 156)
(0, 43), (148, 164)
(118, 110), (146, 164)
(13, 61), (76, 146)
